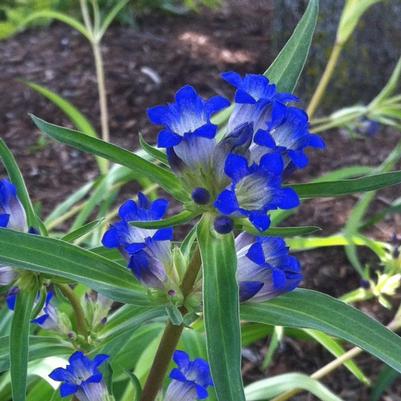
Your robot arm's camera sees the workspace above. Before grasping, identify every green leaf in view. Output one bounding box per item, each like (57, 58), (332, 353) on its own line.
(198, 215), (245, 401)
(139, 134), (169, 165)
(239, 221), (321, 237)
(291, 170), (401, 198)
(130, 210), (200, 229)
(370, 364), (399, 401)
(0, 229), (148, 305)
(98, 0), (131, 39)
(31, 115), (188, 203)
(0, 336), (73, 372)
(10, 289), (36, 401)
(241, 289), (401, 374)
(264, 0), (319, 93)
(0, 139), (45, 234)
(22, 81), (107, 174)
(20, 10), (91, 40)
(61, 219), (103, 243)
(245, 373), (344, 401)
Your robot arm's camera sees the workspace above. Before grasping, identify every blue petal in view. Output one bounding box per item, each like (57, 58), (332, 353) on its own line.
(259, 152), (284, 174)
(176, 85), (198, 104)
(93, 354), (109, 367)
(288, 150), (309, 168)
(31, 314), (48, 326)
(239, 281), (264, 302)
(214, 189), (238, 214)
(193, 123), (217, 139)
(224, 153), (250, 181)
(272, 269), (287, 290)
(49, 367), (68, 382)
(125, 242), (146, 254)
(309, 134), (325, 149)
(118, 199), (138, 221)
(221, 71), (242, 88)
(0, 214), (10, 228)
(147, 105), (169, 125)
(150, 199), (169, 219)
(196, 384), (209, 399)
(205, 96), (230, 116)
(235, 89), (257, 104)
(85, 373), (103, 383)
(60, 383), (79, 397)
(249, 212), (270, 232)
(173, 350), (191, 370)
(246, 242), (265, 265)
(6, 292), (17, 310)
(157, 129), (182, 148)
(137, 192), (150, 209)
(278, 188), (300, 209)
(253, 129), (275, 148)
(153, 228), (173, 241)
(169, 368), (188, 383)
(101, 227), (121, 249)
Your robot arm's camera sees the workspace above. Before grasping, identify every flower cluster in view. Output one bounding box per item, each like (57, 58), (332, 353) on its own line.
(102, 193), (175, 291)
(148, 72), (324, 232)
(49, 351), (110, 401)
(165, 350), (213, 401)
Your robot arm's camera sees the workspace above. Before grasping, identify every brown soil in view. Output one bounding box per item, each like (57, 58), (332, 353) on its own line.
(1, 1), (401, 399)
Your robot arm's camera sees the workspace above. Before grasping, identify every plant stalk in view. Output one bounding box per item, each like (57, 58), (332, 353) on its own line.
(307, 41), (343, 119)
(139, 248), (202, 401)
(58, 284), (89, 337)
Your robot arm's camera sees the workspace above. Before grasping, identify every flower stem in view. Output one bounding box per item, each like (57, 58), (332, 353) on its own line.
(139, 247), (202, 401)
(307, 41), (343, 119)
(58, 284), (89, 337)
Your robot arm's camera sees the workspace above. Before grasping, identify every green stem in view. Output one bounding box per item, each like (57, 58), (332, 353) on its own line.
(58, 284), (89, 337)
(139, 248), (202, 401)
(307, 41), (344, 119)
(92, 40), (110, 145)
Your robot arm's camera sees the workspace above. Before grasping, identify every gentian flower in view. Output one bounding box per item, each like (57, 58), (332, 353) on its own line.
(49, 351), (109, 401)
(32, 292), (60, 330)
(235, 233), (302, 302)
(165, 350), (213, 401)
(252, 104), (325, 169)
(0, 178), (27, 232)
(0, 179), (28, 294)
(102, 193), (173, 289)
(214, 154), (299, 231)
(148, 85), (230, 171)
(222, 72), (297, 134)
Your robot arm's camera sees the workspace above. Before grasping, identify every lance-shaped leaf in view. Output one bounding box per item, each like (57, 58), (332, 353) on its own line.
(238, 220), (321, 237)
(290, 170), (401, 198)
(241, 289), (401, 374)
(0, 229), (148, 305)
(198, 215), (245, 401)
(31, 115), (188, 203)
(264, 0), (319, 93)
(130, 210), (200, 229)
(10, 289), (36, 401)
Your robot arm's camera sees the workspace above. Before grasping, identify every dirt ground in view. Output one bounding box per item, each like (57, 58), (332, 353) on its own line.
(1, 1), (401, 399)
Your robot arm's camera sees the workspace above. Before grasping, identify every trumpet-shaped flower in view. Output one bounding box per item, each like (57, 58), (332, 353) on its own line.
(214, 154), (299, 231)
(102, 193), (173, 289)
(31, 292), (60, 330)
(165, 351), (213, 401)
(252, 104), (325, 168)
(0, 179), (27, 232)
(236, 233), (302, 302)
(49, 352), (109, 401)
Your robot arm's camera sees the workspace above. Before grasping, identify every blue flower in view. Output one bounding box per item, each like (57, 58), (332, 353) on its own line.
(252, 104), (325, 169)
(6, 287), (18, 310)
(165, 350), (213, 401)
(32, 292), (60, 330)
(49, 352), (109, 401)
(0, 179), (27, 232)
(148, 85), (229, 171)
(235, 233), (302, 302)
(102, 193), (173, 289)
(214, 154), (299, 231)
(222, 72), (297, 134)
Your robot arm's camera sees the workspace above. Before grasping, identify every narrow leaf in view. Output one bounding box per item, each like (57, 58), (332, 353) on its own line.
(61, 219), (103, 243)
(198, 215), (245, 401)
(130, 210), (200, 229)
(0, 229), (148, 305)
(264, 0), (319, 92)
(241, 289), (401, 374)
(31, 115), (188, 203)
(10, 289), (36, 401)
